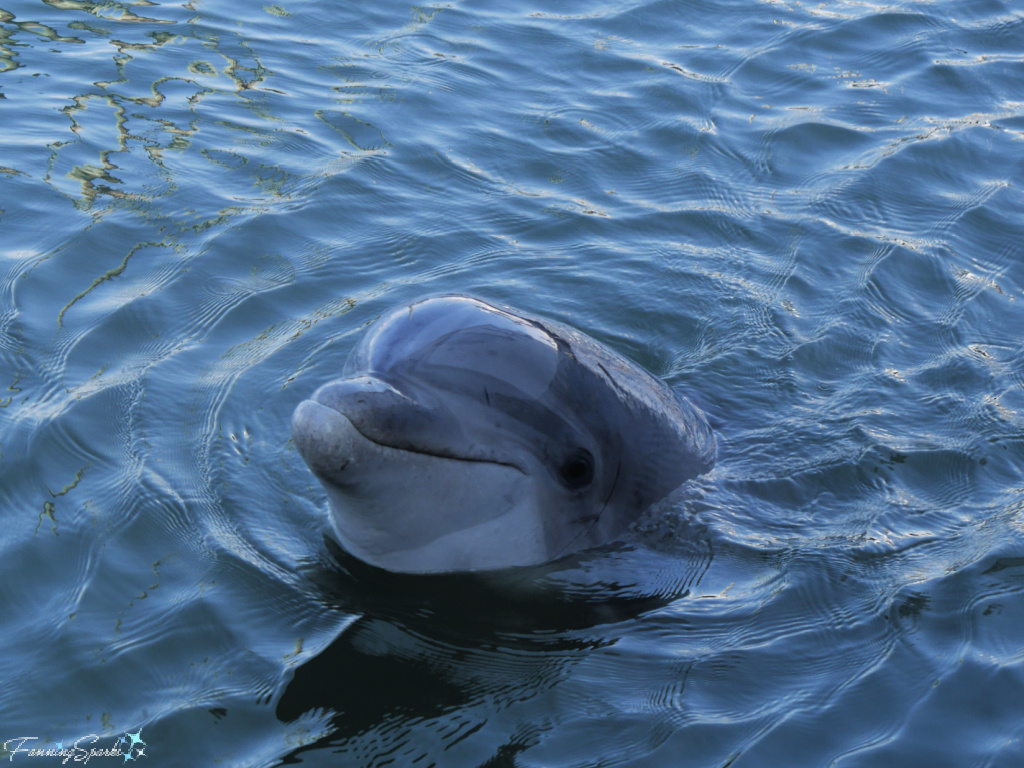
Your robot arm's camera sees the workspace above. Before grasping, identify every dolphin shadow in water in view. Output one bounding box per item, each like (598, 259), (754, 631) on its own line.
(276, 525), (712, 766)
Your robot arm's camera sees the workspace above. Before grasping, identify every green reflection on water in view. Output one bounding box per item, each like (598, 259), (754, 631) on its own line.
(42, 0), (170, 25)
(57, 241), (169, 326)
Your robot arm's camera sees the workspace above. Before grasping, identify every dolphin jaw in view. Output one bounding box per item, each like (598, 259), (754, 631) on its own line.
(321, 455), (549, 574)
(291, 398), (549, 573)
(292, 397), (526, 479)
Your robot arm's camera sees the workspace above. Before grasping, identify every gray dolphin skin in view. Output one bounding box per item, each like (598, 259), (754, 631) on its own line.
(291, 295), (716, 574)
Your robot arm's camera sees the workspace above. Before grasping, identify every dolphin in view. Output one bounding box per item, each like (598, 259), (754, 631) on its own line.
(291, 295), (715, 574)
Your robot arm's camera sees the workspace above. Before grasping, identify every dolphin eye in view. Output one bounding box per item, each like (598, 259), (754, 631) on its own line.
(559, 450), (594, 490)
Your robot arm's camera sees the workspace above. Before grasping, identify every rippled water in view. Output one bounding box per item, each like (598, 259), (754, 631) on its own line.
(2, 0), (1023, 765)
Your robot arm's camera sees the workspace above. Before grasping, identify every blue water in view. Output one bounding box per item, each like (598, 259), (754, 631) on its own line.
(2, 0), (1023, 765)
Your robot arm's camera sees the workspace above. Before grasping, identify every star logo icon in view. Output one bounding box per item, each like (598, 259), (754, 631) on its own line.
(117, 729), (147, 761)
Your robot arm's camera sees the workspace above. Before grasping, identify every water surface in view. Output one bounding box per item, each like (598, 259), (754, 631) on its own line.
(1, 0), (1023, 765)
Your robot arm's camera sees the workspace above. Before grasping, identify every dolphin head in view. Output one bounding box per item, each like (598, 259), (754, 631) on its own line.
(292, 295), (715, 574)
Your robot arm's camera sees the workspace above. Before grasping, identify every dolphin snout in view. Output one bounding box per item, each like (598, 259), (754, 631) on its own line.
(291, 400), (361, 484)
(312, 376), (406, 412)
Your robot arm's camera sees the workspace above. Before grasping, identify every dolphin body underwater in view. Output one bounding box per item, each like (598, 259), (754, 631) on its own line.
(291, 295), (716, 574)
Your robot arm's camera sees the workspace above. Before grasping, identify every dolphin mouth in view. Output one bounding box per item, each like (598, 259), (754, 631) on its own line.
(293, 398), (526, 477)
(345, 417), (526, 472)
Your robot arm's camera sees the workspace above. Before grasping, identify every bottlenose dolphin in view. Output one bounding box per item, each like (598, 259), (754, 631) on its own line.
(291, 295), (715, 573)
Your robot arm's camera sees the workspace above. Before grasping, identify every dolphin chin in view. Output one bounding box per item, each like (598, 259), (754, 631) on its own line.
(291, 294), (716, 574)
